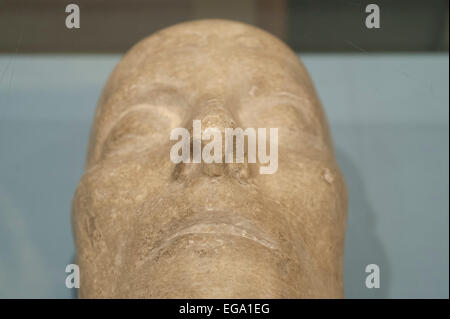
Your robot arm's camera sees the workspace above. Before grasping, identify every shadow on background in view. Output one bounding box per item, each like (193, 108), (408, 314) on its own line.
(336, 148), (390, 298)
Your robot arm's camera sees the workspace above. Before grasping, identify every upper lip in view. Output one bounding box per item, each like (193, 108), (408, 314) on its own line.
(164, 218), (279, 250)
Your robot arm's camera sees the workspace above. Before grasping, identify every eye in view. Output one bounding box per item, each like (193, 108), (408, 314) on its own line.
(101, 104), (179, 157)
(98, 85), (188, 155)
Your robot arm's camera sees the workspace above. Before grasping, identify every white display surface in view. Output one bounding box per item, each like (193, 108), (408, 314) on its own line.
(0, 54), (448, 298)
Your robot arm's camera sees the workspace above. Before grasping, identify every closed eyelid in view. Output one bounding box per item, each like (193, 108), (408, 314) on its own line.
(100, 103), (182, 156)
(109, 104), (171, 131)
(101, 84), (189, 137)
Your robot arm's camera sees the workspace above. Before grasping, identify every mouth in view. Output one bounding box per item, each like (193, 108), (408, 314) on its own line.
(165, 212), (279, 250)
(136, 209), (280, 268)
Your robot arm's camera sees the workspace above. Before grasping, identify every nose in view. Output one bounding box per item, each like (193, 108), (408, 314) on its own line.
(174, 92), (252, 181)
(195, 97), (235, 178)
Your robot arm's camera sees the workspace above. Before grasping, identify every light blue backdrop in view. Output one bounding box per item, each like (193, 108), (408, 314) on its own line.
(0, 54), (448, 298)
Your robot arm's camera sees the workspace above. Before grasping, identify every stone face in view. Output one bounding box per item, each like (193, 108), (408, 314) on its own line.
(72, 19), (347, 298)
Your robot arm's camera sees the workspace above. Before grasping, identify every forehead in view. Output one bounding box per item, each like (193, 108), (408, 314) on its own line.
(106, 20), (305, 95)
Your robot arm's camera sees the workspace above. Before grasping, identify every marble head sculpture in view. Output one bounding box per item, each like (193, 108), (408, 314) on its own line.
(72, 19), (347, 298)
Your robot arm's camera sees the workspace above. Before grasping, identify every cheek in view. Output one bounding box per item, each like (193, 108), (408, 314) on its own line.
(259, 157), (346, 221)
(72, 151), (176, 295)
(255, 157), (347, 265)
(73, 150), (175, 245)
(87, 161), (157, 206)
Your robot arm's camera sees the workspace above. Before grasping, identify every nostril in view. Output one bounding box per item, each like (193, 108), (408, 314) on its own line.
(201, 162), (225, 177)
(171, 162), (184, 180)
(201, 160), (251, 181)
(226, 157), (251, 182)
